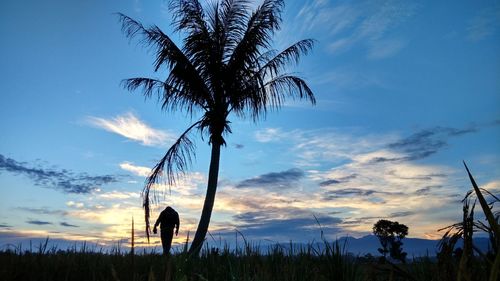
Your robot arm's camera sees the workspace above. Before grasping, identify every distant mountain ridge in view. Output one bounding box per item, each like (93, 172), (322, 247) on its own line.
(336, 235), (491, 256)
(204, 235), (492, 257)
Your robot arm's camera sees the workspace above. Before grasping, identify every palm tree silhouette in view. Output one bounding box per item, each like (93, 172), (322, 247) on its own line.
(119, 0), (315, 254)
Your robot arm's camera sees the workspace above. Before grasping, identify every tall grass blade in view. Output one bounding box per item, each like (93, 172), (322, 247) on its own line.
(463, 162), (500, 241)
(463, 162), (499, 281)
(131, 216), (135, 256)
(457, 199), (474, 281)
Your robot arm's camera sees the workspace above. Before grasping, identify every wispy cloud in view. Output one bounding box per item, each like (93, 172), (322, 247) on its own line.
(292, 0), (416, 59)
(233, 122), (496, 238)
(381, 126), (478, 162)
(389, 211), (415, 218)
(133, 0), (142, 13)
(0, 154), (118, 194)
(26, 220), (52, 226)
(98, 190), (140, 200)
(310, 68), (386, 89)
(119, 162), (151, 177)
(66, 201), (85, 208)
(366, 39), (406, 59)
(330, 0), (415, 59)
(60, 222), (79, 228)
(296, 1), (360, 36)
(9, 122), (491, 244)
(319, 174), (358, 186)
(87, 112), (175, 147)
(254, 128), (285, 143)
(17, 207), (68, 216)
(466, 5), (500, 41)
(236, 168), (305, 189)
(232, 210), (343, 241)
(280, 124), (486, 167)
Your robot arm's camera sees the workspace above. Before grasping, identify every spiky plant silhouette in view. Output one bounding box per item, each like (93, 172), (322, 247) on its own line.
(119, 0), (315, 254)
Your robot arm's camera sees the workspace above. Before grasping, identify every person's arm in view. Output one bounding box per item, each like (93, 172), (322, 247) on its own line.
(175, 212), (180, 236)
(153, 212), (163, 234)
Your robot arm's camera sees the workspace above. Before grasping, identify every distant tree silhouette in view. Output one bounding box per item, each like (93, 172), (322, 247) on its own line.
(118, 0), (315, 255)
(373, 219), (408, 263)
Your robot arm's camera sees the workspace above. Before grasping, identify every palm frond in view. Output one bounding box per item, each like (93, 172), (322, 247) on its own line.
(263, 74), (316, 108)
(220, 0), (251, 60)
(117, 12), (147, 42)
(169, 0), (209, 34)
(118, 13), (213, 113)
(142, 120), (200, 241)
(122, 76), (208, 115)
(258, 39), (315, 77)
(169, 0), (218, 91)
(121, 78), (171, 101)
(118, 14), (182, 72)
(228, 0), (284, 74)
(225, 67), (266, 118)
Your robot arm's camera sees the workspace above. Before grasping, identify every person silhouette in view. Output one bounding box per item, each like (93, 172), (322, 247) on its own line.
(153, 206), (180, 255)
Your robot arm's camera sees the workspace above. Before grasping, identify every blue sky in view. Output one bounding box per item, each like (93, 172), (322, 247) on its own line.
(0, 0), (499, 250)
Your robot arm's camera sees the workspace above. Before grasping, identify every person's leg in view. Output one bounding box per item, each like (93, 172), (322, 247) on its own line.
(160, 230), (168, 255)
(165, 228), (174, 254)
(161, 228), (174, 255)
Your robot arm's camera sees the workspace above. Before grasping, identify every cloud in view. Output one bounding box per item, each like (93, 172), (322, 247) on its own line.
(240, 124), (489, 238)
(389, 211), (415, 218)
(0, 224), (12, 228)
(387, 170), (446, 181)
(133, 0), (142, 13)
(296, 1), (360, 36)
(66, 201), (85, 208)
(26, 220), (52, 225)
(254, 128), (284, 143)
(323, 188), (378, 198)
(234, 217), (342, 241)
(310, 68), (386, 91)
(288, 128), (398, 167)
(466, 5), (500, 41)
(60, 222), (79, 228)
(87, 112), (175, 147)
(17, 207), (68, 216)
(300, 0), (417, 59)
(236, 168), (305, 189)
(366, 39), (406, 59)
(415, 186), (432, 195)
(0, 154), (118, 194)
(4, 121), (491, 245)
(319, 174), (358, 186)
(97, 190), (140, 200)
(229, 207), (343, 241)
(384, 126), (477, 162)
(319, 179), (341, 186)
(119, 162), (151, 177)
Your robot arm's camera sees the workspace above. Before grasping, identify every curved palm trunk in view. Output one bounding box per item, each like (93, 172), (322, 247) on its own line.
(188, 143), (221, 254)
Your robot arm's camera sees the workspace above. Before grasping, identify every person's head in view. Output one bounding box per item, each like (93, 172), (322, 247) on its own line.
(165, 206), (173, 212)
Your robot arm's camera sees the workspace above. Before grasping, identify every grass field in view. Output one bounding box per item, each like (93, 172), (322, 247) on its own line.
(0, 238), (493, 281)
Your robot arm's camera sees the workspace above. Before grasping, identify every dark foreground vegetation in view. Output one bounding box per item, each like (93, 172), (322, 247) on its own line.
(0, 240), (492, 281)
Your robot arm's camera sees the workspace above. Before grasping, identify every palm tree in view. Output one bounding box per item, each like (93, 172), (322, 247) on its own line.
(119, 0), (315, 254)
